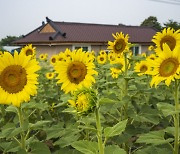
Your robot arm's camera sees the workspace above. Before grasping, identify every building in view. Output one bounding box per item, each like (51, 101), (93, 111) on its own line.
(13, 17), (157, 57)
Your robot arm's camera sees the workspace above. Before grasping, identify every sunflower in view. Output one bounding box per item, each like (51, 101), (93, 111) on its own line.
(148, 44), (180, 87)
(97, 55), (107, 64)
(146, 54), (157, 61)
(108, 52), (117, 64)
(99, 50), (107, 56)
(148, 45), (154, 51)
(140, 52), (147, 57)
(107, 32), (129, 55)
(21, 44), (36, 58)
(39, 53), (48, 61)
(50, 55), (58, 65)
(57, 52), (66, 62)
(152, 28), (180, 52)
(68, 88), (97, 114)
(46, 72), (55, 79)
(134, 60), (152, 76)
(54, 49), (98, 93)
(86, 52), (95, 63)
(64, 48), (72, 59)
(110, 68), (121, 78)
(0, 51), (40, 107)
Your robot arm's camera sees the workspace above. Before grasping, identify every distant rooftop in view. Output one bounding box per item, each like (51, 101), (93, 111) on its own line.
(13, 17), (157, 45)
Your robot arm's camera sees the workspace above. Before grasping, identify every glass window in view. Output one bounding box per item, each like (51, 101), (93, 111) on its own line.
(73, 45), (91, 52)
(130, 45), (141, 56)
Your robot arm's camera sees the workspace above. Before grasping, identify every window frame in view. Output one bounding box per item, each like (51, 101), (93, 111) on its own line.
(130, 45), (141, 56)
(72, 44), (91, 52)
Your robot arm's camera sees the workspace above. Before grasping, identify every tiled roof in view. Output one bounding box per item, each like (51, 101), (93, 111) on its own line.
(14, 18), (157, 45)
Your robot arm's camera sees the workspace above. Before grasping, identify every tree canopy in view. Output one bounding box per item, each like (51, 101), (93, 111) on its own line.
(0, 35), (20, 46)
(140, 16), (162, 31)
(163, 19), (180, 30)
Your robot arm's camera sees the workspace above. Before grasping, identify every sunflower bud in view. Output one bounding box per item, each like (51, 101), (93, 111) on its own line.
(68, 88), (97, 115)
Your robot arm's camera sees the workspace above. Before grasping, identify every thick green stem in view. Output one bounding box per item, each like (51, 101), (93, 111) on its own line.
(95, 107), (104, 154)
(17, 107), (26, 151)
(123, 52), (129, 119)
(174, 80), (179, 154)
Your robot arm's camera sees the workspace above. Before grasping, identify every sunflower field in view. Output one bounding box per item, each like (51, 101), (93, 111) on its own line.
(0, 28), (180, 154)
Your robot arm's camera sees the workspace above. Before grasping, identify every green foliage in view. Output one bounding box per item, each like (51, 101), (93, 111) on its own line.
(0, 51), (179, 154)
(163, 19), (180, 30)
(104, 120), (127, 138)
(0, 35), (20, 46)
(136, 130), (173, 145)
(140, 16), (162, 31)
(71, 140), (98, 154)
(105, 145), (126, 154)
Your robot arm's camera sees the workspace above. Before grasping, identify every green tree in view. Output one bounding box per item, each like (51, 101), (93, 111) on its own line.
(140, 16), (162, 31)
(163, 19), (180, 30)
(0, 35), (20, 46)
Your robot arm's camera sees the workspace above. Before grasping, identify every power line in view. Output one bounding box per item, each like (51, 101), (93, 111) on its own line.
(148, 0), (180, 5)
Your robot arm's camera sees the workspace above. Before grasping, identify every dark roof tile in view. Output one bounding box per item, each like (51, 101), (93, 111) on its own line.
(14, 20), (157, 45)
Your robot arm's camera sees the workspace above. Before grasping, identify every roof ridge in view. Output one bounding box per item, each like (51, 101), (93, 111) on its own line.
(53, 21), (155, 29)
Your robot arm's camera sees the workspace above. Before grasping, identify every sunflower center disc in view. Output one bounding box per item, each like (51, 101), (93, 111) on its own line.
(160, 36), (176, 51)
(51, 58), (56, 63)
(100, 57), (104, 61)
(140, 65), (148, 73)
(159, 58), (179, 77)
(0, 65), (27, 93)
(67, 61), (87, 84)
(115, 39), (126, 54)
(26, 49), (33, 56)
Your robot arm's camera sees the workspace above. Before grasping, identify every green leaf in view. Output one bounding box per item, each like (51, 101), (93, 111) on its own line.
(136, 130), (174, 145)
(5, 105), (17, 113)
(54, 134), (80, 147)
(71, 140), (98, 154)
(157, 102), (177, 117)
(135, 146), (172, 154)
(99, 98), (119, 105)
(0, 123), (15, 139)
(30, 142), (51, 154)
(17, 149), (27, 154)
(105, 145), (126, 154)
(104, 120), (127, 138)
(6, 127), (22, 139)
(29, 120), (51, 129)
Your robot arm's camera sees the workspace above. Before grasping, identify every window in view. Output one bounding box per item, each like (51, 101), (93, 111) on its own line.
(72, 44), (91, 52)
(130, 45), (141, 56)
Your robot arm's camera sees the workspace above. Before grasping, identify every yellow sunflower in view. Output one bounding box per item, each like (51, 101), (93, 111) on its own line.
(21, 44), (36, 58)
(146, 53), (157, 61)
(134, 60), (152, 76)
(64, 48), (72, 59)
(99, 50), (107, 56)
(148, 44), (180, 87)
(0, 51), (40, 107)
(39, 53), (48, 61)
(107, 32), (129, 55)
(54, 49), (98, 93)
(108, 52), (117, 64)
(97, 55), (107, 64)
(110, 68), (121, 79)
(57, 52), (66, 62)
(50, 55), (58, 65)
(46, 72), (55, 79)
(140, 52), (147, 57)
(148, 45), (154, 51)
(86, 52), (95, 63)
(152, 28), (180, 52)
(68, 88), (97, 114)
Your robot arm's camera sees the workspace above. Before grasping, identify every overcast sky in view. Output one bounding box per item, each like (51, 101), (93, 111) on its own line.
(0, 0), (179, 40)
